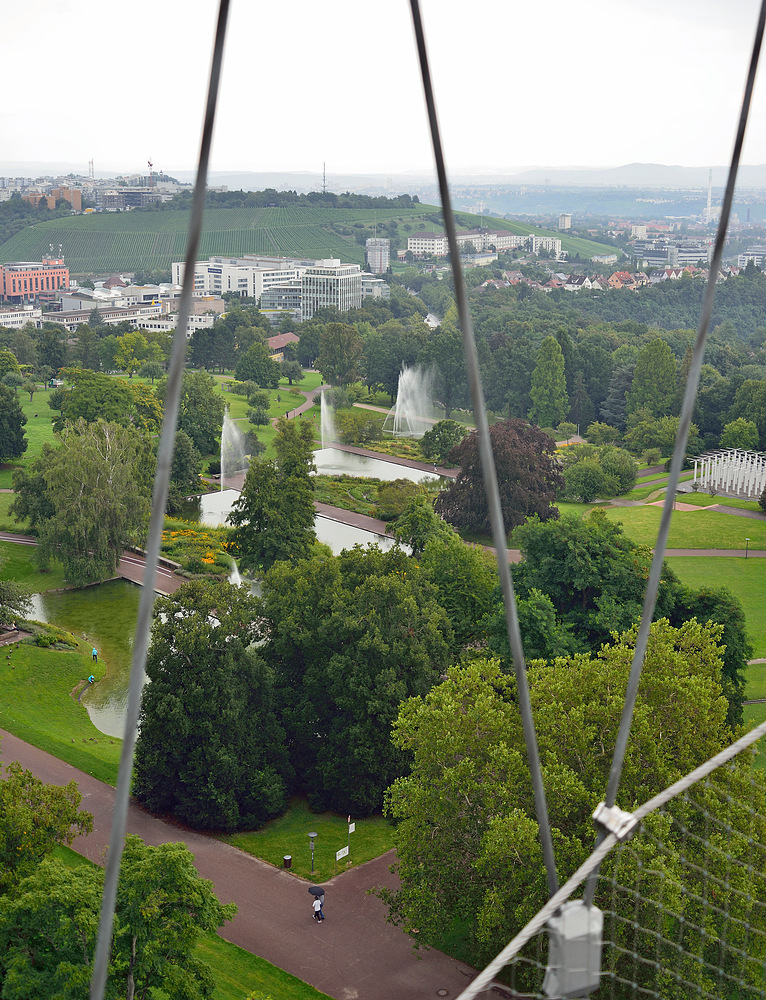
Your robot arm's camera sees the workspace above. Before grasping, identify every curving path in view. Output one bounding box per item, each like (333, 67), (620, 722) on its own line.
(0, 533), (186, 595)
(0, 730), (478, 1000)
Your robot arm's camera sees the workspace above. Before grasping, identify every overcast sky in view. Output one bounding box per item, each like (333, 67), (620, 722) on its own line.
(3, 0), (766, 178)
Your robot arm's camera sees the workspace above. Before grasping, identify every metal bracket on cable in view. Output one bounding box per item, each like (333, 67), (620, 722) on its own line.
(592, 801), (638, 842)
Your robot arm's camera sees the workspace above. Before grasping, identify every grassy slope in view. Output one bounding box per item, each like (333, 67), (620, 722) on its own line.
(0, 387), (57, 489)
(602, 505), (766, 549)
(665, 557), (766, 658)
(0, 638), (121, 785)
(0, 203), (616, 275)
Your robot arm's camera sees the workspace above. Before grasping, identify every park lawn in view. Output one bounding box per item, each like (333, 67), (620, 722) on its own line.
(49, 847), (330, 1000)
(746, 663), (766, 701)
(622, 473), (695, 502)
(665, 557), (766, 658)
(0, 638), (121, 785)
(672, 492), (764, 512)
(555, 501), (607, 518)
(222, 797), (394, 882)
(602, 505), (766, 550)
(0, 493), (27, 532)
(198, 932), (332, 1000)
(0, 538), (69, 592)
(743, 703), (766, 768)
(0, 388), (57, 488)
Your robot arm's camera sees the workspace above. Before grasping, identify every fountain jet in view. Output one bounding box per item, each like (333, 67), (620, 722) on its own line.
(383, 366), (437, 438)
(320, 393), (336, 448)
(220, 411), (248, 491)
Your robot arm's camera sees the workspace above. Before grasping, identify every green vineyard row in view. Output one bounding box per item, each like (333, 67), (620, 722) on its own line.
(0, 203), (616, 275)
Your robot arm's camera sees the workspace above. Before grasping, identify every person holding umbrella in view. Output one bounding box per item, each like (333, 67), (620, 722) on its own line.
(309, 886), (325, 921)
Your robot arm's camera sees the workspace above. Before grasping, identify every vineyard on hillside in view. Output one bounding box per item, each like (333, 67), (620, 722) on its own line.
(0, 202), (617, 275)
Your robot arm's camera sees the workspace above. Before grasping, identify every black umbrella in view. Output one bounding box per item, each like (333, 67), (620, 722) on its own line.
(308, 886), (325, 897)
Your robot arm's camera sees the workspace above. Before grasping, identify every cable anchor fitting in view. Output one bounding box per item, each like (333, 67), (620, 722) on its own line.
(592, 801), (638, 842)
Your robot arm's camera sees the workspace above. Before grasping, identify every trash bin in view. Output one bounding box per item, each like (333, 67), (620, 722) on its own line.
(283, 855), (292, 869)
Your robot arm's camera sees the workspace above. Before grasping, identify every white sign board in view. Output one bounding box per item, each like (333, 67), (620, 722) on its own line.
(336, 845), (350, 861)
(348, 822), (355, 834)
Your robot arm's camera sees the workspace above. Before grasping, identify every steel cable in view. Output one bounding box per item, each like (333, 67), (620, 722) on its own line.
(408, 0), (558, 897)
(88, 2), (231, 996)
(584, 0), (766, 908)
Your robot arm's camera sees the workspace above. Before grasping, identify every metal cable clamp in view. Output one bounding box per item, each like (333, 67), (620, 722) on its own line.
(592, 801), (638, 842)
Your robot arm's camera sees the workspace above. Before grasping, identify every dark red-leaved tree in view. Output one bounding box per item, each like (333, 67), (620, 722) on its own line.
(435, 418), (563, 534)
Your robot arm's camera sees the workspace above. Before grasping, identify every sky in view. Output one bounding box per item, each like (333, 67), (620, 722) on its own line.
(3, 0), (766, 179)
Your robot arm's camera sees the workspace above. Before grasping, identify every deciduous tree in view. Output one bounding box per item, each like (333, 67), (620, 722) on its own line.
(227, 418), (316, 573)
(383, 620), (744, 983)
(435, 418), (563, 534)
(626, 337), (677, 417)
(157, 370), (226, 456)
(235, 342), (281, 388)
(0, 836), (236, 999)
(317, 322), (363, 387)
(0, 383), (27, 462)
(419, 419), (466, 464)
(260, 546), (452, 814)
(0, 760), (93, 894)
(134, 581), (289, 831)
(11, 419), (153, 585)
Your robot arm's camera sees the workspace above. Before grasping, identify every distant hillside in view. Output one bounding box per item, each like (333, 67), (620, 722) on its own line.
(0, 200), (617, 275)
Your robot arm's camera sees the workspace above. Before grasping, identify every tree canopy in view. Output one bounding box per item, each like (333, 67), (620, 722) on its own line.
(259, 545), (453, 814)
(157, 370), (226, 456)
(11, 419), (153, 585)
(435, 418), (563, 534)
(133, 580), (290, 831)
(383, 620), (745, 986)
(529, 335), (569, 428)
(227, 418), (316, 574)
(0, 384), (27, 463)
(0, 836), (236, 1000)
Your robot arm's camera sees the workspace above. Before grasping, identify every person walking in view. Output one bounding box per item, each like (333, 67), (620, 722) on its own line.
(92, 647), (98, 663)
(312, 897), (324, 922)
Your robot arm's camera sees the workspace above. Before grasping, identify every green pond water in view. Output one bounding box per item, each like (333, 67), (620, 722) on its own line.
(30, 580), (145, 739)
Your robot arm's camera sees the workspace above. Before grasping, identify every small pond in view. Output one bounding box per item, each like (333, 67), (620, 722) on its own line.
(30, 580), (142, 740)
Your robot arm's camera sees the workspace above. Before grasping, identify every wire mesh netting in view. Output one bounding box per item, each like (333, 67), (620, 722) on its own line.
(477, 753), (766, 999)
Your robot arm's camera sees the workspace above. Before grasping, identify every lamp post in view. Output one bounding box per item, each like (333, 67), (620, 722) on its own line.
(746, 538), (750, 559)
(308, 831), (318, 874)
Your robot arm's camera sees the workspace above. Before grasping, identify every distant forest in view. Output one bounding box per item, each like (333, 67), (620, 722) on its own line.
(150, 188), (422, 212)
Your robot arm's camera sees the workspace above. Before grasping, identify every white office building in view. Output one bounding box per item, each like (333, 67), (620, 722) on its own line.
(0, 305), (42, 329)
(301, 260), (362, 321)
(172, 255), (317, 300)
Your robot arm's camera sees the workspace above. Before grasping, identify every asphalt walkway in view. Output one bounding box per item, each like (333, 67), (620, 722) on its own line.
(0, 731), (478, 1000)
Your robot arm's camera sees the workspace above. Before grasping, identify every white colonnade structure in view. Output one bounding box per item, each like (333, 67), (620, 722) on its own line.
(692, 448), (766, 498)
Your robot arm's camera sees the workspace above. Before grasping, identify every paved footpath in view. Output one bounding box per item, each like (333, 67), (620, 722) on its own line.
(0, 731), (478, 1000)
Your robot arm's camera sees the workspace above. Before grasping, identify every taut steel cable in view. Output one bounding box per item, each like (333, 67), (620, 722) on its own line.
(584, 0), (766, 909)
(408, 0), (558, 897)
(88, 2), (231, 997)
